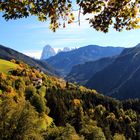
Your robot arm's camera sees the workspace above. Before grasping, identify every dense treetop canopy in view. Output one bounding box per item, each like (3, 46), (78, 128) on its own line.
(0, 0), (140, 32)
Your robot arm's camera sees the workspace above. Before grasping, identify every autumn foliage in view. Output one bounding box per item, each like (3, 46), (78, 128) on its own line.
(0, 60), (139, 139)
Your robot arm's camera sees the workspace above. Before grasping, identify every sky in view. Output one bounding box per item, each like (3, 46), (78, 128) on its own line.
(0, 10), (140, 59)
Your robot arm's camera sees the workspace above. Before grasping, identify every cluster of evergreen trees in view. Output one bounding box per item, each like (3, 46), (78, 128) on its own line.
(0, 60), (139, 140)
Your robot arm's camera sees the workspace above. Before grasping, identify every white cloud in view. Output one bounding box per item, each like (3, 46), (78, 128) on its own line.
(23, 50), (42, 59)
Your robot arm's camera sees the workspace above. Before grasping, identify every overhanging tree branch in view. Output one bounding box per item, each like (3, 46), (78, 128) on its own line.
(0, 0), (140, 32)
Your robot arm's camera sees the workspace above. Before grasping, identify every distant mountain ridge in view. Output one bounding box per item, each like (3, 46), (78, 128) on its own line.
(47, 45), (124, 76)
(86, 45), (140, 99)
(0, 45), (59, 76)
(66, 56), (115, 85)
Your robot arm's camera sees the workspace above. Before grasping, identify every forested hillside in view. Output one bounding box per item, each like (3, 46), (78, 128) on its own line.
(0, 59), (139, 140)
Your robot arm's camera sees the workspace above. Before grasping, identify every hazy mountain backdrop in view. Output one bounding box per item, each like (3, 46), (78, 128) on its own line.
(46, 45), (124, 76)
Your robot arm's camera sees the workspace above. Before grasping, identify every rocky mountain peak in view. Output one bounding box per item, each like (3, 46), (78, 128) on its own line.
(40, 45), (56, 60)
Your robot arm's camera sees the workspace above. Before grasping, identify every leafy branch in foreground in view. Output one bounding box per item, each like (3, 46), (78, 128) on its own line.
(0, 0), (140, 32)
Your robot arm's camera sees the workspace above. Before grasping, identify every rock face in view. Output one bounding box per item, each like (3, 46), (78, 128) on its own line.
(86, 44), (140, 99)
(41, 45), (56, 60)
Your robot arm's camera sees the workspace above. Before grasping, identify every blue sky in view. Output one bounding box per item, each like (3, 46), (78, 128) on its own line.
(0, 11), (140, 59)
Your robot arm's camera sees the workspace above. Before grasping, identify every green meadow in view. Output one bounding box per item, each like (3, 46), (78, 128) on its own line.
(0, 59), (18, 73)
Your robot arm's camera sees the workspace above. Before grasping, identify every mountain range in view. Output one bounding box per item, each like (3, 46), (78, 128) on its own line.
(46, 45), (124, 76)
(86, 44), (140, 99)
(0, 45), (59, 76)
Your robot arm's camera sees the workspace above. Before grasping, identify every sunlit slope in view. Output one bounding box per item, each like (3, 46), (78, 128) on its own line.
(0, 59), (18, 73)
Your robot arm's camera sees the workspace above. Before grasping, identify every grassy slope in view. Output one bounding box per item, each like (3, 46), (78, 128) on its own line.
(0, 59), (18, 73)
